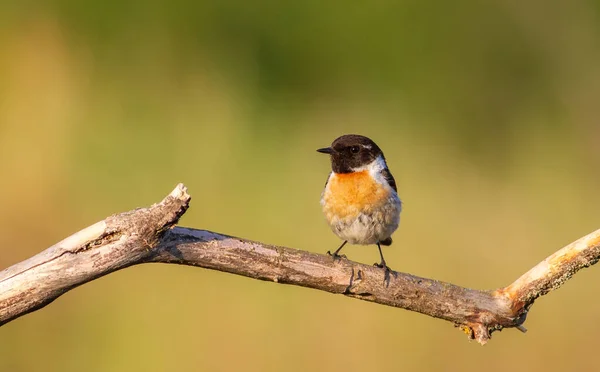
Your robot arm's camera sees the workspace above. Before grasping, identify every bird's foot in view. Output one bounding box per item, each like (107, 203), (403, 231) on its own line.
(327, 251), (347, 260)
(373, 261), (392, 273)
(374, 261), (394, 285)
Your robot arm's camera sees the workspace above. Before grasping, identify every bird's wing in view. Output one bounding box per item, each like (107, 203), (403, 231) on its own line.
(381, 168), (397, 192)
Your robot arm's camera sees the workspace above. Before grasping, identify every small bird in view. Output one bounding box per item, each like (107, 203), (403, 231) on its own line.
(317, 134), (402, 271)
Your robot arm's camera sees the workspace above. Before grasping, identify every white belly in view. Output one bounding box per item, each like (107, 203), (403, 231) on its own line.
(327, 195), (401, 245)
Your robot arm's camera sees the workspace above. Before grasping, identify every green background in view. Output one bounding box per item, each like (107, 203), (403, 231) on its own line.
(1, 1), (600, 371)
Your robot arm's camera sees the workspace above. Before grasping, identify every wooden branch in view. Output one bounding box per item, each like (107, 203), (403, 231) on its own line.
(1, 184), (599, 345)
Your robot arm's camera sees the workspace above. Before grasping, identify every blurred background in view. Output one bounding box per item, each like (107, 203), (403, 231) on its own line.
(1, 0), (600, 371)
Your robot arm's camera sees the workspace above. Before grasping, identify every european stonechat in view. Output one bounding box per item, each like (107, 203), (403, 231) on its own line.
(318, 134), (402, 271)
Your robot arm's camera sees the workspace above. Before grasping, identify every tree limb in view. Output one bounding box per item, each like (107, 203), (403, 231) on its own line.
(1, 184), (599, 345)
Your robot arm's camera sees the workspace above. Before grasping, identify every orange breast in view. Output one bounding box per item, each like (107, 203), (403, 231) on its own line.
(322, 171), (390, 219)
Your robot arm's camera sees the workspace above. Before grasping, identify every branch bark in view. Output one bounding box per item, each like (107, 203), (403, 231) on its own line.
(1, 184), (599, 344)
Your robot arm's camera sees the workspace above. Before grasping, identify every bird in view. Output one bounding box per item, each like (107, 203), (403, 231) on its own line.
(317, 134), (402, 272)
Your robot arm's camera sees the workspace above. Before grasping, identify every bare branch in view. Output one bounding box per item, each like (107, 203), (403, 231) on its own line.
(1, 184), (599, 345)
(499, 229), (600, 314)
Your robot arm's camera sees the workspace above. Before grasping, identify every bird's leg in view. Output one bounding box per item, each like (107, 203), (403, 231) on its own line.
(327, 241), (347, 260)
(374, 242), (392, 273)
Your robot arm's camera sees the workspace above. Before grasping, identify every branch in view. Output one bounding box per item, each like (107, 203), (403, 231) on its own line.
(1, 184), (599, 345)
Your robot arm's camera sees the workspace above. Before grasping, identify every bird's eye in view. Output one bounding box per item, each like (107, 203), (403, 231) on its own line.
(350, 146), (360, 153)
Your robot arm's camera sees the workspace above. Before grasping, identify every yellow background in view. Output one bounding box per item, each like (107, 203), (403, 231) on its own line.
(1, 1), (600, 371)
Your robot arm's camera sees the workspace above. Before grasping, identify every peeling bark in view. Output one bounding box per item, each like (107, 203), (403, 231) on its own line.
(1, 184), (599, 345)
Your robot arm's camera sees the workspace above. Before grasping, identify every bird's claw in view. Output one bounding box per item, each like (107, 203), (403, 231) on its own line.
(374, 262), (394, 286)
(327, 251), (347, 260)
(373, 262), (392, 273)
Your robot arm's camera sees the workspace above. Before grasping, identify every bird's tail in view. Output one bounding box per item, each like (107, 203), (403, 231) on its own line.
(380, 237), (393, 246)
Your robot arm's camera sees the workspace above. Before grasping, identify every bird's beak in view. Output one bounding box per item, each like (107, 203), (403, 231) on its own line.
(317, 147), (333, 154)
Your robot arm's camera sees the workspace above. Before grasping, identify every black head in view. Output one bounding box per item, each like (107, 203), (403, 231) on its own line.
(317, 134), (384, 173)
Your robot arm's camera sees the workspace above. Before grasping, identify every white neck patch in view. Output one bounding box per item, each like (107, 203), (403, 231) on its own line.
(351, 154), (387, 175)
(353, 155), (392, 189)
